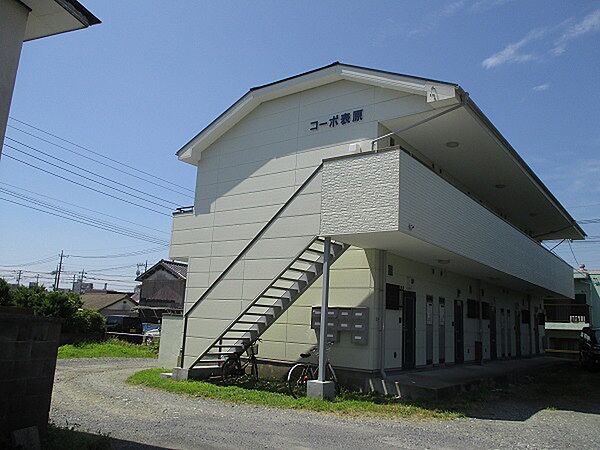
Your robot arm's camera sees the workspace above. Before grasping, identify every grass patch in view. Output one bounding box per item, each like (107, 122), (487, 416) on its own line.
(58, 339), (158, 359)
(44, 423), (111, 450)
(127, 368), (462, 420)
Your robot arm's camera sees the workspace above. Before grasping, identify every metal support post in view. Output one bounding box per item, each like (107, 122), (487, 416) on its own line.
(317, 237), (331, 381)
(307, 237), (335, 399)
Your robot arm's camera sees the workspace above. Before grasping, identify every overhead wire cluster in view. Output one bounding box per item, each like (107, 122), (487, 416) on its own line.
(0, 117), (192, 247)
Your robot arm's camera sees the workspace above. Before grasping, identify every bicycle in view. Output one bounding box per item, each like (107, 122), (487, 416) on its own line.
(286, 342), (338, 398)
(221, 340), (260, 384)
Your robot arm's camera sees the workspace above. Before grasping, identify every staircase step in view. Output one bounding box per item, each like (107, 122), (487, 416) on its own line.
(190, 236), (350, 369)
(206, 351), (239, 356)
(278, 276), (302, 282)
(297, 257), (320, 264)
(304, 248), (325, 255)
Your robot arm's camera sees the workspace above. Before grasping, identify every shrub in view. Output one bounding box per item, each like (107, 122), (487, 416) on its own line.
(0, 279), (10, 306)
(64, 309), (106, 334)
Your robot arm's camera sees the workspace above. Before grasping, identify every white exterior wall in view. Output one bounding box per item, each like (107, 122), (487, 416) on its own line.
(170, 77), (552, 371)
(0, 0), (29, 156)
(170, 79), (432, 285)
(386, 251), (545, 367)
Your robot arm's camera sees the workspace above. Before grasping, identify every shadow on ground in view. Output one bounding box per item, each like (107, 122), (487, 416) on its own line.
(209, 361), (600, 422)
(44, 425), (169, 450)
(430, 362), (600, 421)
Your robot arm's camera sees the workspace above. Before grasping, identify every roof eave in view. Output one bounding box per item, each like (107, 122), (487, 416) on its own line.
(176, 62), (458, 164)
(461, 91), (585, 240)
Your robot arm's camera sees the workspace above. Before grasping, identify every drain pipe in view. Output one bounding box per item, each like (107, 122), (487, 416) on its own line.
(378, 250), (387, 380)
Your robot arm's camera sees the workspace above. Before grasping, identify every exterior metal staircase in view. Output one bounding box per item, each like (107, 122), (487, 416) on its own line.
(189, 236), (349, 370)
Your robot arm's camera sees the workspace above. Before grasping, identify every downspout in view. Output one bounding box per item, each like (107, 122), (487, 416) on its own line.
(378, 249), (387, 379)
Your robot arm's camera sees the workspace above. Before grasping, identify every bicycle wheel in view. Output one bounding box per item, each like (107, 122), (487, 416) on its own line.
(221, 356), (242, 384)
(326, 363), (339, 395)
(287, 363), (311, 398)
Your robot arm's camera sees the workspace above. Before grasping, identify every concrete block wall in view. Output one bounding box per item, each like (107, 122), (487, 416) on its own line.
(158, 315), (183, 368)
(0, 310), (62, 443)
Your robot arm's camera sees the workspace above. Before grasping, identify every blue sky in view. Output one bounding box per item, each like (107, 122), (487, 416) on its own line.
(1, 0), (599, 289)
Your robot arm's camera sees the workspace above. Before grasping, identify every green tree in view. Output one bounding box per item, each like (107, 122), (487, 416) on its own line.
(0, 278), (11, 306)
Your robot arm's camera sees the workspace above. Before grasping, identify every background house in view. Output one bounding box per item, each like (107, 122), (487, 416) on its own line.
(545, 269), (600, 356)
(135, 259), (187, 323)
(81, 291), (137, 317)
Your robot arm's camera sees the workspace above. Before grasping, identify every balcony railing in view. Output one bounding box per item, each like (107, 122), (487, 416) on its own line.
(544, 304), (590, 323)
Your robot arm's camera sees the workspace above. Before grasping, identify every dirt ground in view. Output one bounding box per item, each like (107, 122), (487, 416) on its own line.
(50, 358), (600, 449)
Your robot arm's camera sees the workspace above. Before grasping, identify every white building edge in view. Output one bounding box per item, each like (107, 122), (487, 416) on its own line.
(161, 62), (585, 385)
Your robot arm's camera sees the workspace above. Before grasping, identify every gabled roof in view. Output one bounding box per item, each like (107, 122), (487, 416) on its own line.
(136, 259), (188, 282)
(81, 292), (133, 311)
(176, 62), (459, 162)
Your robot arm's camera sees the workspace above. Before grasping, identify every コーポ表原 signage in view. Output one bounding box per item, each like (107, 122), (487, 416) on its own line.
(309, 108), (363, 131)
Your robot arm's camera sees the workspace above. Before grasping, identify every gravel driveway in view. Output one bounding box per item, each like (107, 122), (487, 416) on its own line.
(51, 358), (600, 449)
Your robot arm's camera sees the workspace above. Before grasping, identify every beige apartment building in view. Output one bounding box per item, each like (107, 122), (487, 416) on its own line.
(160, 63), (584, 386)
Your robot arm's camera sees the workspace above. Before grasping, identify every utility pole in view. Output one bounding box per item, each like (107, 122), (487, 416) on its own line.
(35, 273), (39, 287)
(55, 250), (64, 291)
(16, 270), (22, 286)
(78, 268), (86, 293)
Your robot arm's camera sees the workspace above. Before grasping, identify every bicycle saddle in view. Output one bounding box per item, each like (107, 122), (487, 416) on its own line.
(300, 352), (311, 358)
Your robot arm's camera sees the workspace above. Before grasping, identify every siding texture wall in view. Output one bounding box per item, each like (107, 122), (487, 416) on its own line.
(398, 152), (573, 298)
(320, 149), (573, 297)
(321, 151), (399, 235)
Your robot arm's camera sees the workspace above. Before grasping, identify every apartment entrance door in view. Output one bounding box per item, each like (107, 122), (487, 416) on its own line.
(454, 300), (464, 364)
(402, 291), (416, 370)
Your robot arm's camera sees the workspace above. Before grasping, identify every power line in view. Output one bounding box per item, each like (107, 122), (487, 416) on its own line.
(5, 136), (180, 208)
(0, 254), (57, 267)
(0, 195), (169, 245)
(0, 188), (169, 244)
(8, 117), (194, 195)
(2, 152), (171, 217)
(3, 144), (174, 212)
(0, 182), (169, 235)
(67, 247), (168, 259)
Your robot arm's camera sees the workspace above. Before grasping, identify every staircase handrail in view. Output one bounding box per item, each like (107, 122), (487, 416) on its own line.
(183, 162), (323, 318)
(179, 163), (324, 367)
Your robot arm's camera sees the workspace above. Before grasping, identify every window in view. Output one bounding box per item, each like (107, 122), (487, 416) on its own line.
(574, 294), (587, 305)
(387, 264), (394, 276)
(481, 302), (491, 320)
(390, 137), (396, 147)
(521, 310), (531, 324)
(386, 283), (400, 310)
(467, 299), (480, 318)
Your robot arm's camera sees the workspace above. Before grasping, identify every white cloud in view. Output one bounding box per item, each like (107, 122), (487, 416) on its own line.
(481, 29), (545, 69)
(408, 1), (467, 37)
(481, 9), (600, 69)
(552, 9), (600, 55)
(470, 0), (515, 12)
(532, 83), (550, 91)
